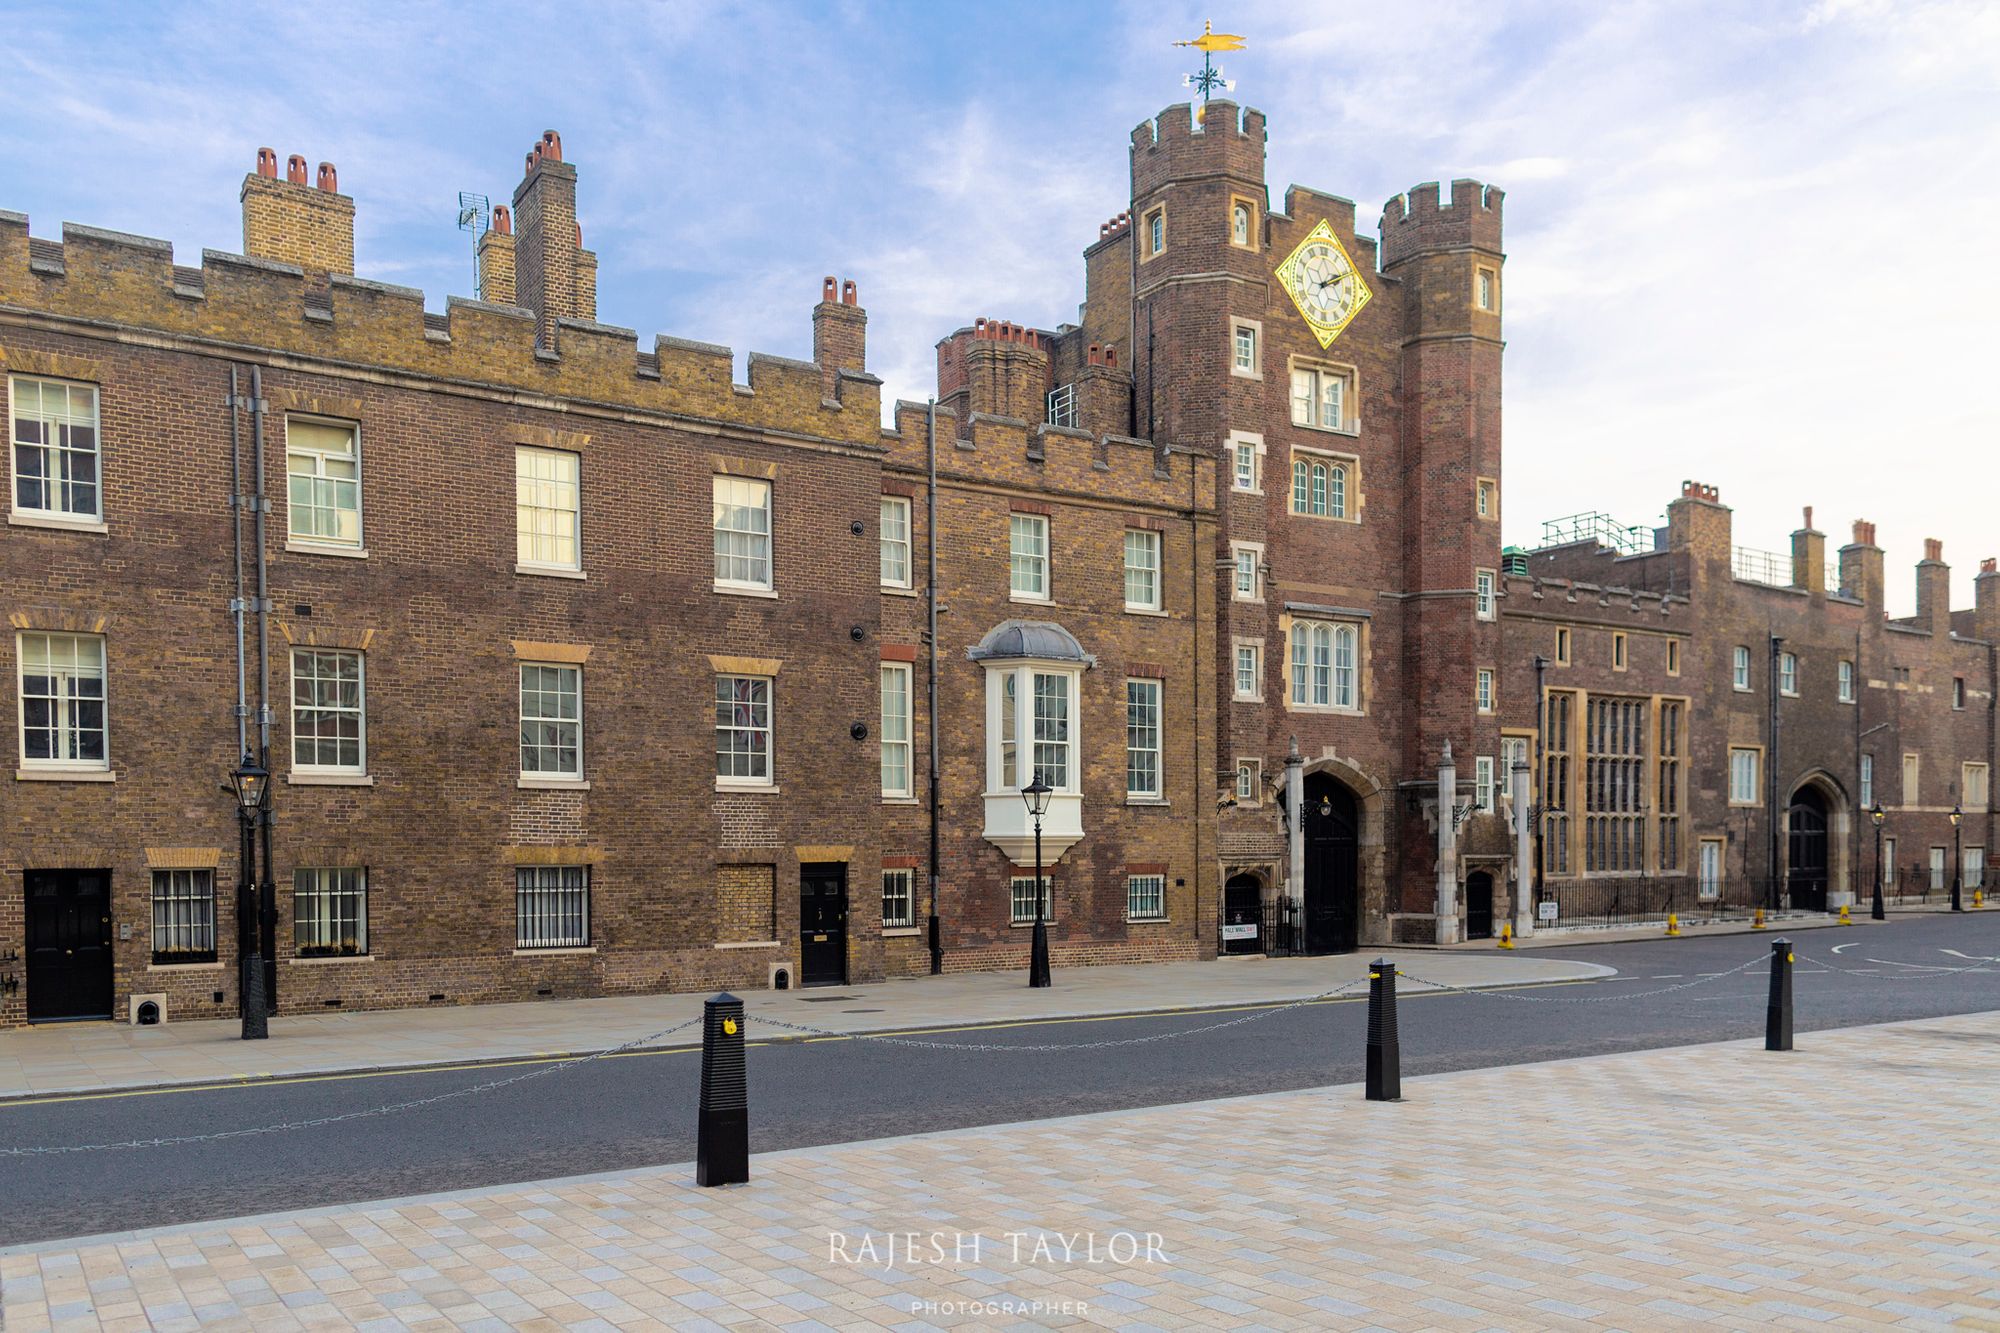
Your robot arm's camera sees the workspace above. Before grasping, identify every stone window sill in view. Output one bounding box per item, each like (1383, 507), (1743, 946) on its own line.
(289, 953), (375, 966)
(285, 540), (369, 559)
(514, 946), (597, 957)
(16, 767), (115, 782)
(881, 926), (922, 938)
(715, 583), (779, 600)
(1124, 605), (1168, 618)
(289, 772), (374, 786)
(9, 512), (107, 535)
(882, 796), (921, 806)
(715, 780), (781, 794)
(1127, 916), (1171, 926)
(519, 777), (590, 791)
(715, 939), (780, 950)
(517, 562), (586, 580)
(147, 960), (224, 973)
(1126, 797), (1171, 808)
(882, 585), (920, 598)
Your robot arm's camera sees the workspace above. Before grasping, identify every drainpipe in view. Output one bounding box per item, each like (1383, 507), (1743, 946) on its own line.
(227, 368), (248, 760)
(1533, 652), (1548, 910)
(1189, 441), (1202, 950)
(1284, 736), (1303, 953)
(925, 399), (943, 975)
(1769, 632), (1784, 911)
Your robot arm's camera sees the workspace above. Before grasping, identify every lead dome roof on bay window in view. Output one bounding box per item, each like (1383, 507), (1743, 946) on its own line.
(967, 620), (1096, 666)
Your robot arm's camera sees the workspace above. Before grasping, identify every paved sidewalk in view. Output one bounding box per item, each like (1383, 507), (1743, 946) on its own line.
(0, 951), (1609, 1101)
(6, 1010), (1998, 1329)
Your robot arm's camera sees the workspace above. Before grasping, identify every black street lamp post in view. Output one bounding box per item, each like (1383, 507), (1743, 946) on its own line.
(1951, 805), (1964, 913)
(1870, 803), (1886, 921)
(1022, 778), (1052, 988)
(230, 752), (270, 1040)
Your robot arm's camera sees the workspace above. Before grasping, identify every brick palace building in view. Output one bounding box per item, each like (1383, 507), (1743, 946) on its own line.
(0, 106), (1992, 1025)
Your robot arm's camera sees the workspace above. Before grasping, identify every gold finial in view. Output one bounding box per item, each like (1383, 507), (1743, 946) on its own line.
(1175, 20), (1245, 113)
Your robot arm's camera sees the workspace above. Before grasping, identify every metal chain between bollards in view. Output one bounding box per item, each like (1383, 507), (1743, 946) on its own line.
(1394, 952), (1770, 1004)
(1795, 954), (1996, 982)
(748, 977), (1373, 1052)
(0, 1015), (704, 1159)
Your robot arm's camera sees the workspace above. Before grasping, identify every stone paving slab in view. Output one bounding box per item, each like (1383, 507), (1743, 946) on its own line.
(0, 951), (1609, 1101)
(5, 1010), (1998, 1329)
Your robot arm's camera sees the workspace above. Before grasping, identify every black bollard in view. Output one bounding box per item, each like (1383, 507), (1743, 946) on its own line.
(1765, 938), (1793, 1052)
(696, 992), (749, 1186)
(1365, 959), (1402, 1102)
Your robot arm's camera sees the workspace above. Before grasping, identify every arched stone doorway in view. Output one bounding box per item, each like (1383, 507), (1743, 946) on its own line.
(1464, 869), (1496, 940)
(1788, 786), (1830, 912)
(1222, 872), (1264, 955)
(1301, 773), (1360, 954)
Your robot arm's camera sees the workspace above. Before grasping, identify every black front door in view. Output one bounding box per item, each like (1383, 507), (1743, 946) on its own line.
(1222, 874), (1263, 955)
(1301, 776), (1360, 954)
(799, 863), (848, 987)
(1788, 788), (1830, 913)
(1464, 870), (1494, 940)
(25, 870), (114, 1022)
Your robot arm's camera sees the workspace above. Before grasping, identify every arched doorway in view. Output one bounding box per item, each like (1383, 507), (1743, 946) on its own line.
(1464, 870), (1495, 940)
(1302, 773), (1360, 954)
(1222, 873), (1263, 955)
(1788, 786), (1830, 913)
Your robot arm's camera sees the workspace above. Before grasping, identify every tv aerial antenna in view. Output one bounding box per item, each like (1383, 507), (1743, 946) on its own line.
(1175, 20), (1245, 117)
(457, 191), (491, 298)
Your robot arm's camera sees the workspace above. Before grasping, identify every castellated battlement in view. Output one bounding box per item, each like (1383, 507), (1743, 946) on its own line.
(883, 399), (1211, 517)
(1379, 178), (1504, 268)
(1130, 100), (1267, 198)
(0, 205), (883, 448)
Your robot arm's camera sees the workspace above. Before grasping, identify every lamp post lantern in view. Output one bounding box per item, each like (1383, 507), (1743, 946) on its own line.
(1951, 805), (1964, 913)
(1022, 778), (1053, 988)
(1870, 803), (1886, 921)
(230, 752), (270, 1040)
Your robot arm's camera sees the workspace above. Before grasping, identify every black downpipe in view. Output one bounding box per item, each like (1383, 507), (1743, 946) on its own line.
(1768, 633), (1784, 912)
(925, 399), (943, 975)
(250, 368), (277, 1013)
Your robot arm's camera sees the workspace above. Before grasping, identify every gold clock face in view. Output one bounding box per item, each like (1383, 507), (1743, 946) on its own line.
(1276, 220), (1371, 347)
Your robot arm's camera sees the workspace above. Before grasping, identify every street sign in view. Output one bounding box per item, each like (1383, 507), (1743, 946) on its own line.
(1538, 900), (1558, 922)
(1221, 923), (1259, 941)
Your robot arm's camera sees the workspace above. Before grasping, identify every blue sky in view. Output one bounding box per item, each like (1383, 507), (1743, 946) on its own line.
(3, 0), (1996, 612)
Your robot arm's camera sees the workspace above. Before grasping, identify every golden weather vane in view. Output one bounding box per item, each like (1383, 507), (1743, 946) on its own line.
(1175, 20), (1245, 112)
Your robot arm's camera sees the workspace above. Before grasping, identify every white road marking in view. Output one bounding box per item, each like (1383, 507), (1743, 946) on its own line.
(1941, 949), (1998, 963)
(1831, 942), (1859, 954)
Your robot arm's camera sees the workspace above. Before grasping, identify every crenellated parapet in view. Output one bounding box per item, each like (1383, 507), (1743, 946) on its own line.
(0, 206), (883, 448)
(1129, 99), (1266, 201)
(1379, 178), (1504, 269)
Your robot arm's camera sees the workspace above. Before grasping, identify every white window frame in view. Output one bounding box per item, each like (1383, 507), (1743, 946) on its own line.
(881, 868), (915, 928)
(289, 648), (366, 776)
(1476, 266), (1499, 312)
(1698, 838), (1724, 900)
(294, 867), (368, 957)
(1126, 873), (1167, 922)
(1963, 762), (1990, 811)
(1146, 208), (1164, 257)
(516, 865), (590, 949)
(9, 374), (102, 524)
(1230, 199), (1255, 249)
(880, 495), (913, 589)
(1231, 543), (1263, 602)
(515, 445), (581, 572)
(1779, 652), (1799, 697)
(1475, 569), (1496, 620)
(1475, 755), (1496, 812)
(1838, 659), (1855, 703)
(712, 474), (773, 593)
(1967, 847), (1986, 891)
(716, 673), (774, 787)
(1930, 846), (1948, 891)
(987, 665), (1079, 794)
(285, 416), (363, 549)
(16, 631), (108, 772)
(1476, 477), (1496, 519)
(1733, 645), (1752, 691)
(1126, 678), (1163, 799)
(518, 662), (583, 781)
(1234, 758), (1261, 806)
(1233, 640), (1263, 702)
(1289, 620), (1359, 712)
(1476, 668), (1495, 714)
(1010, 874), (1050, 925)
(1904, 752), (1920, 804)
(1729, 747), (1761, 806)
(1123, 528), (1162, 612)
(1230, 318), (1262, 380)
(1884, 837), (1897, 889)
(1009, 512), (1049, 601)
(1227, 431), (1263, 494)
(1288, 361), (1356, 433)
(1289, 451), (1352, 520)
(150, 869), (216, 963)
(880, 663), (912, 799)
(1861, 753), (1874, 809)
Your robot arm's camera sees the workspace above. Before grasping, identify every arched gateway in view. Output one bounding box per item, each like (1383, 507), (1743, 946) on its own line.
(1301, 773), (1360, 954)
(1788, 785), (1831, 912)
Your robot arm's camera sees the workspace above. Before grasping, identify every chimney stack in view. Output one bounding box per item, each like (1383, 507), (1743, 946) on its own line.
(812, 276), (867, 402)
(1975, 556), (1999, 643)
(1790, 504), (1825, 598)
(510, 131), (597, 348)
(241, 147), (355, 275)
(478, 204), (516, 305)
(1838, 518), (1884, 607)
(1916, 537), (1950, 633)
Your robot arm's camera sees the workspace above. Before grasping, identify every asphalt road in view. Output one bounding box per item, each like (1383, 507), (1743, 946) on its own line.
(3, 913), (1997, 1248)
